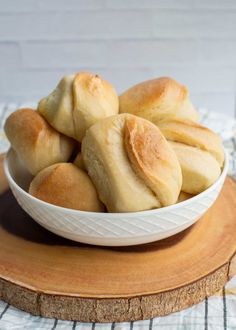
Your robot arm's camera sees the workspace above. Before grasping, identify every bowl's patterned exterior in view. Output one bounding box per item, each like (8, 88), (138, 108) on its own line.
(4, 149), (228, 246)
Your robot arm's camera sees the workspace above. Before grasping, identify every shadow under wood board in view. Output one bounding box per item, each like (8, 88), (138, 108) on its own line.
(0, 155), (236, 322)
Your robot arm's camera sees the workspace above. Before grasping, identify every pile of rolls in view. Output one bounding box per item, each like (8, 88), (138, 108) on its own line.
(4, 72), (224, 213)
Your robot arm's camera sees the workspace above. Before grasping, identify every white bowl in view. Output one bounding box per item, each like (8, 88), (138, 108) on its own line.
(4, 149), (228, 246)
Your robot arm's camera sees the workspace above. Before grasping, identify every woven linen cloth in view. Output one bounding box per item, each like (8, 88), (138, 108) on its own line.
(0, 104), (236, 330)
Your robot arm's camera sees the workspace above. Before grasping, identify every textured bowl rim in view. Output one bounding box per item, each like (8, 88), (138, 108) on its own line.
(4, 148), (229, 218)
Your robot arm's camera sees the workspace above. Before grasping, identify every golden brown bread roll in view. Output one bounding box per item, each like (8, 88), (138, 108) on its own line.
(38, 72), (119, 142)
(29, 163), (104, 212)
(4, 108), (75, 175)
(82, 114), (182, 212)
(157, 119), (224, 194)
(119, 77), (199, 123)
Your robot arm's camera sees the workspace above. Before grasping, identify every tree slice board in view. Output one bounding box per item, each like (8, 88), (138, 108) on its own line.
(0, 157), (236, 322)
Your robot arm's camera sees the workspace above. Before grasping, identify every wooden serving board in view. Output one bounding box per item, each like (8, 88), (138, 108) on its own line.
(0, 155), (236, 323)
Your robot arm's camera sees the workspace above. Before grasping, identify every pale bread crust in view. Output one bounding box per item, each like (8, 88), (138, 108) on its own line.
(169, 141), (221, 194)
(38, 72), (119, 142)
(158, 119), (224, 167)
(156, 119), (224, 194)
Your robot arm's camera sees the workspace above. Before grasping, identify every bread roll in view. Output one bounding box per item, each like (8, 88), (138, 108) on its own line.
(29, 163), (104, 212)
(38, 72), (119, 142)
(170, 141), (221, 194)
(177, 191), (193, 203)
(82, 114), (182, 212)
(157, 119), (224, 194)
(73, 152), (85, 170)
(158, 119), (224, 166)
(119, 77), (199, 123)
(4, 108), (75, 175)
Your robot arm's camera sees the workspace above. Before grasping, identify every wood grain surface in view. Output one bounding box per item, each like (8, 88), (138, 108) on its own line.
(0, 156), (236, 322)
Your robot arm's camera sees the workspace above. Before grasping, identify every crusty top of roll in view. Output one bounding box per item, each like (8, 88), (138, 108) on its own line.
(157, 119), (224, 167)
(119, 77), (199, 123)
(29, 163), (104, 212)
(124, 116), (182, 207)
(4, 108), (75, 175)
(5, 108), (50, 145)
(38, 72), (119, 142)
(82, 114), (182, 212)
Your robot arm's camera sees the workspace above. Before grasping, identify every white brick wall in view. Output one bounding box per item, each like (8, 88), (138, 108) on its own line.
(0, 0), (235, 115)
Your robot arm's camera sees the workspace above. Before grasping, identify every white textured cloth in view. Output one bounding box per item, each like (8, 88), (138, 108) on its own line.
(0, 104), (236, 330)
